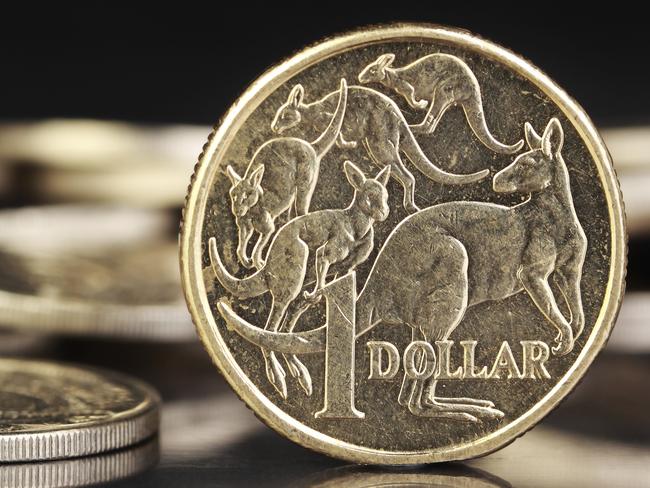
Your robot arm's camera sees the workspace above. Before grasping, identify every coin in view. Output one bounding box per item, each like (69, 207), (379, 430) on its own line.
(0, 119), (205, 208)
(0, 437), (158, 487)
(181, 24), (626, 463)
(0, 358), (159, 462)
(0, 205), (195, 341)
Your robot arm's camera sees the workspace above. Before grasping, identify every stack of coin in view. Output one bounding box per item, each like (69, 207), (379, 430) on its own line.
(0, 358), (160, 484)
(0, 205), (195, 341)
(0, 119), (204, 208)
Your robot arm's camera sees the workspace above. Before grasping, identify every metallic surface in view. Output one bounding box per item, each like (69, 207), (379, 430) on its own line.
(0, 358), (160, 462)
(0, 206), (195, 341)
(0, 438), (159, 488)
(182, 24), (626, 463)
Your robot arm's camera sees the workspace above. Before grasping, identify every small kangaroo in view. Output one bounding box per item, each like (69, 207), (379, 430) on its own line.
(226, 78), (348, 269)
(209, 161), (391, 399)
(358, 53), (523, 154)
(271, 83), (489, 213)
(218, 118), (587, 422)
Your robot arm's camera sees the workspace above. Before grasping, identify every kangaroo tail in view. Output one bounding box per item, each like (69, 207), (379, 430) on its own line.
(208, 237), (267, 299)
(400, 125), (490, 184)
(462, 93), (523, 154)
(217, 300), (327, 354)
(311, 78), (348, 158)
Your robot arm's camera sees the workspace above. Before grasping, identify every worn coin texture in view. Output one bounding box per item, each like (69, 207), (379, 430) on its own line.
(181, 24), (626, 463)
(0, 358), (160, 462)
(0, 206), (195, 341)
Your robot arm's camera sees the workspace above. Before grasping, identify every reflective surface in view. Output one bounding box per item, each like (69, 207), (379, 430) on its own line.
(17, 338), (645, 486)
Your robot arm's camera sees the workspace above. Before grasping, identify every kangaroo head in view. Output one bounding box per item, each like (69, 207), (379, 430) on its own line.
(271, 84), (304, 134)
(358, 53), (395, 84)
(344, 160), (391, 222)
(493, 118), (564, 194)
(226, 165), (264, 218)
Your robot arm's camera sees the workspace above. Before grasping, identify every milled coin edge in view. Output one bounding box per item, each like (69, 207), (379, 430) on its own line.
(0, 359), (161, 462)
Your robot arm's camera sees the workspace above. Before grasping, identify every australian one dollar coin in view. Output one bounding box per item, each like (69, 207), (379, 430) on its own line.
(181, 24), (626, 463)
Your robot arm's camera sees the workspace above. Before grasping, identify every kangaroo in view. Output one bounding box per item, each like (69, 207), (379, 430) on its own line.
(217, 118), (587, 421)
(209, 161), (391, 399)
(270, 83), (489, 213)
(226, 78), (348, 269)
(358, 53), (523, 154)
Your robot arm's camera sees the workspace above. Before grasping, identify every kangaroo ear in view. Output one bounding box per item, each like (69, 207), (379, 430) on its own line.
(288, 84), (304, 107)
(226, 165), (242, 186)
(343, 160), (366, 190)
(378, 53), (395, 69)
(542, 118), (564, 157)
(250, 165), (265, 187)
(524, 122), (542, 150)
(375, 165), (391, 187)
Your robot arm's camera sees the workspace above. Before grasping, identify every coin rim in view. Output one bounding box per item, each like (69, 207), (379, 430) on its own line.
(0, 358), (161, 462)
(181, 23), (626, 464)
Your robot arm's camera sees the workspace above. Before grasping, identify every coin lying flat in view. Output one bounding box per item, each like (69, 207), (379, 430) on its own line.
(0, 358), (159, 462)
(0, 437), (158, 487)
(181, 24), (626, 463)
(0, 205), (195, 341)
(0, 119), (205, 208)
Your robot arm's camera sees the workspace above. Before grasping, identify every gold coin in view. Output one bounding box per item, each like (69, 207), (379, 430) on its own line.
(0, 358), (159, 462)
(181, 24), (626, 463)
(0, 205), (195, 341)
(0, 120), (204, 208)
(0, 437), (158, 487)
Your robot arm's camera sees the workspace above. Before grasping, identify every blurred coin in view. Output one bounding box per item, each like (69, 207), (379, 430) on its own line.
(0, 205), (195, 341)
(0, 120), (205, 208)
(0, 332), (54, 356)
(0, 358), (159, 462)
(608, 292), (650, 353)
(0, 437), (158, 487)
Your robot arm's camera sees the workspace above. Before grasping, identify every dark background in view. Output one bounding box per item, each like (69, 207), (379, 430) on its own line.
(3, 3), (649, 127)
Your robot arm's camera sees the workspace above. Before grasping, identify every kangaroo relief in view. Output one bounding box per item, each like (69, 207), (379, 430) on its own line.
(185, 25), (626, 464)
(209, 161), (391, 399)
(220, 118), (587, 421)
(358, 53), (524, 154)
(226, 78), (348, 269)
(271, 82), (489, 213)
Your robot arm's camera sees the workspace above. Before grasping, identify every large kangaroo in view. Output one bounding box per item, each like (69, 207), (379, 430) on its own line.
(271, 83), (489, 213)
(358, 53), (523, 154)
(209, 161), (391, 399)
(217, 118), (587, 421)
(226, 79), (348, 270)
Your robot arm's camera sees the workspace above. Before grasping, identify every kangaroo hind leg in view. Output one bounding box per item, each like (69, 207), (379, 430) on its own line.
(280, 297), (314, 396)
(261, 240), (309, 399)
(261, 297), (293, 400)
(409, 82), (456, 135)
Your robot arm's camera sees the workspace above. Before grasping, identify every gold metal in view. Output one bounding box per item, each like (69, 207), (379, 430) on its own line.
(181, 24), (626, 464)
(0, 205), (195, 341)
(0, 358), (160, 462)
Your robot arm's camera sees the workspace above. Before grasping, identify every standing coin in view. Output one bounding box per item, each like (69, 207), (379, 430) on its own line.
(181, 24), (626, 463)
(0, 358), (160, 462)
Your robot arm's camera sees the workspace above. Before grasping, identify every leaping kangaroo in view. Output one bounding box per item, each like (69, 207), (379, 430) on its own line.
(271, 83), (489, 213)
(226, 79), (348, 269)
(217, 118), (587, 421)
(209, 161), (391, 399)
(358, 53), (523, 154)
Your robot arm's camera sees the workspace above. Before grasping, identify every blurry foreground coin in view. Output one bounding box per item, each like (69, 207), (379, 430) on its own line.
(0, 358), (160, 462)
(181, 24), (626, 463)
(0, 206), (195, 341)
(0, 437), (158, 487)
